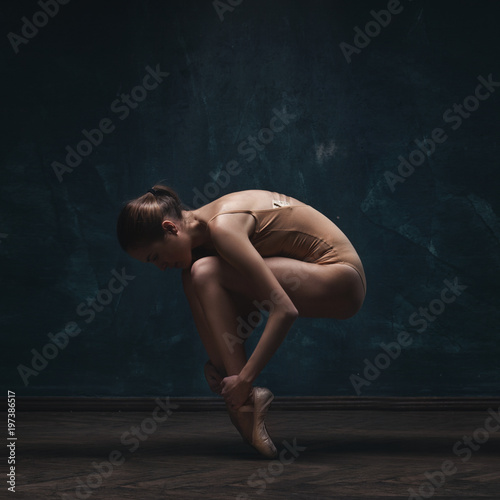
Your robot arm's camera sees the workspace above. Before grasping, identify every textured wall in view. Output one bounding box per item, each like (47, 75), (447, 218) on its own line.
(1, 0), (499, 397)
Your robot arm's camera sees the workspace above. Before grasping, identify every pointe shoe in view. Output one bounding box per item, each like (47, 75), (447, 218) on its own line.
(227, 387), (278, 459)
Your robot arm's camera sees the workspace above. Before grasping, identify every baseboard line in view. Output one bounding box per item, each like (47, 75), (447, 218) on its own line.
(16, 396), (500, 412)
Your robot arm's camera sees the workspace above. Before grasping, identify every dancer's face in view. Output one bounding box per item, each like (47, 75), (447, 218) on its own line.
(128, 220), (192, 271)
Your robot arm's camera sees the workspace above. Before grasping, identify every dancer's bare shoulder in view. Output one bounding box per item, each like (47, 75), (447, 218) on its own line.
(195, 190), (305, 221)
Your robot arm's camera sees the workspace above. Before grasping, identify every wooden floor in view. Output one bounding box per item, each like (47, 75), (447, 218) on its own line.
(9, 409), (500, 499)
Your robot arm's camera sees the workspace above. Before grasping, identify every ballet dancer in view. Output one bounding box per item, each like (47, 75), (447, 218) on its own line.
(116, 186), (366, 458)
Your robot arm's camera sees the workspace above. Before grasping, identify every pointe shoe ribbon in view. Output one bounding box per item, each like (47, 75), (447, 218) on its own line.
(227, 387), (277, 459)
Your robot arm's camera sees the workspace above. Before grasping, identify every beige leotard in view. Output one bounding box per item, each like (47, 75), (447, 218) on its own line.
(206, 191), (366, 292)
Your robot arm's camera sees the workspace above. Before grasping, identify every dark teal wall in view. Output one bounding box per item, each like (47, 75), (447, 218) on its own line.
(1, 0), (499, 397)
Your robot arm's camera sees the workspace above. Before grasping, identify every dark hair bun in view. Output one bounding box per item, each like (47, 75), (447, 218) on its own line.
(116, 184), (185, 251)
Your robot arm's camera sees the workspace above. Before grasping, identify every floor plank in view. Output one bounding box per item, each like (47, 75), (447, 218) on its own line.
(6, 410), (500, 499)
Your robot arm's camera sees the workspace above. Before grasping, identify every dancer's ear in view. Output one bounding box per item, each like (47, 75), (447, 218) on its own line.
(161, 220), (178, 234)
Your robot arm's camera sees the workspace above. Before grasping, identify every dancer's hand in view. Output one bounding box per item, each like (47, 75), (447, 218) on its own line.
(221, 375), (252, 410)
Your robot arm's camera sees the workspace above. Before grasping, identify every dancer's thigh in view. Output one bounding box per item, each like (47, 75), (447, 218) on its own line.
(192, 255), (365, 319)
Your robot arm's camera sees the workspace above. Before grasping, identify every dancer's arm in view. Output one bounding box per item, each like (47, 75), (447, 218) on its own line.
(209, 216), (298, 406)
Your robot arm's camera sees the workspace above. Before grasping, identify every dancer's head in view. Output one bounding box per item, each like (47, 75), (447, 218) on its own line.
(116, 185), (192, 270)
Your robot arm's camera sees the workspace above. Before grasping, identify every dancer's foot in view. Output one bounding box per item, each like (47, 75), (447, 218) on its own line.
(227, 387), (277, 459)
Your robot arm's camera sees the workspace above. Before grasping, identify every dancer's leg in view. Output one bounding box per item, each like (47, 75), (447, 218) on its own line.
(182, 255), (363, 460)
(253, 257), (366, 319)
(183, 255), (364, 380)
(182, 263), (262, 379)
(188, 255), (365, 322)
